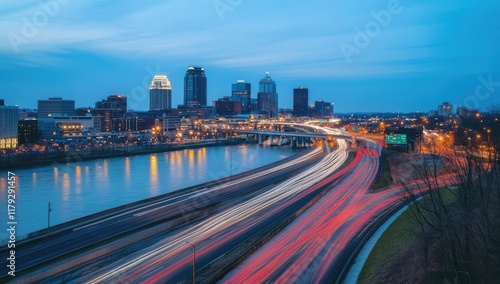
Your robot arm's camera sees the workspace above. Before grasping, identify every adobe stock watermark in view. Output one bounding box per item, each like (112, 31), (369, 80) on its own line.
(213, 0), (243, 21)
(463, 73), (500, 110)
(340, 0), (404, 63)
(128, 65), (163, 110)
(7, 0), (70, 53)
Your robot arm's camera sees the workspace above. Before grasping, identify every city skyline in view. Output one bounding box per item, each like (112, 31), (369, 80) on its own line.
(1, 1), (500, 112)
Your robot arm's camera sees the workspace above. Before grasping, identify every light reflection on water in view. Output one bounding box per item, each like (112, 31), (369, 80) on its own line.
(0, 145), (298, 239)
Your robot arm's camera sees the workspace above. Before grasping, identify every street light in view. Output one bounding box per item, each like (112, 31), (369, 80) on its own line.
(47, 202), (52, 236)
(186, 241), (196, 284)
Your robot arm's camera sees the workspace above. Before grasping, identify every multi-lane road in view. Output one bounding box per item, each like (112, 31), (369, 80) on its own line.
(224, 137), (381, 283)
(77, 139), (350, 283)
(225, 136), (457, 283)
(0, 144), (325, 283)
(3, 125), (458, 283)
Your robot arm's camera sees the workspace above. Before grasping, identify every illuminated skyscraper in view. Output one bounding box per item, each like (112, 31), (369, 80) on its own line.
(231, 80), (251, 114)
(257, 72), (278, 118)
(184, 67), (207, 107)
(149, 75), (172, 111)
(0, 100), (19, 149)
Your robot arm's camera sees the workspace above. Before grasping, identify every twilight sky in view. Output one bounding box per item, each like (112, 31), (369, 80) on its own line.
(1, 0), (499, 113)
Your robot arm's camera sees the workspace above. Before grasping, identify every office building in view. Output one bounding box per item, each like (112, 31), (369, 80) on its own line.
(293, 87), (309, 117)
(312, 100), (333, 118)
(438, 102), (453, 118)
(215, 97), (242, 116)
(39, 115), (102, 138)
(96, 94), (127, 115)
(150, 75), (172, 111)
(18, 118), (39, 144)
(0, 100), (19, 149)
(257, 72), (278, 118)
(37, 97), (75, 118)
(231, 80), (251, 114)
(93, 94), (128, 131)
(184, 67), (207, 107)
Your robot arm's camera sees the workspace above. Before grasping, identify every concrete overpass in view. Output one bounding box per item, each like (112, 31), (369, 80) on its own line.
(235, 130), (357, 153)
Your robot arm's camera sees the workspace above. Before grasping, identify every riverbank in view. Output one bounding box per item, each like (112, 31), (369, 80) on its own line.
(0, 138), (246, 170)
(3, 145), (315, 245)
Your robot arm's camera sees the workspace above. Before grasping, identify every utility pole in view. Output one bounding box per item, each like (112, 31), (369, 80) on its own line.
(186, 241), (196, 284)
(47, 202), (52, 236)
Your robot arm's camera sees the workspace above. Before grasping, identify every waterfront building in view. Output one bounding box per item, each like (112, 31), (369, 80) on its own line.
(0, 99), (19, 149)
(37, 97), (75, 118)
(18, 118), (39, 144)
(215, 97), (242, 116)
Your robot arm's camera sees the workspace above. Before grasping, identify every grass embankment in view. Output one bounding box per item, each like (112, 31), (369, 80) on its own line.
(356, 206), (416, 284)
(371, 150), (393, 191)
(357, 188), (457, 283)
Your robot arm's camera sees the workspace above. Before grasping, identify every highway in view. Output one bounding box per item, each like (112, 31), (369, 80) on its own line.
(0, 145), (325, 283)
(5, 125), (455, 283)
(76, 139), (350, 283)
(224, 138), (381, 283)
(224, 135), (457, 283)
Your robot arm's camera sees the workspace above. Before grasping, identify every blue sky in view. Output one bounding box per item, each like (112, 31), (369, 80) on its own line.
(1, 0), (499, 113)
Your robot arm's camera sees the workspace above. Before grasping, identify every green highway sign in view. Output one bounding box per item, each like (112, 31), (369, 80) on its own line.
(386, 134), (407, 145)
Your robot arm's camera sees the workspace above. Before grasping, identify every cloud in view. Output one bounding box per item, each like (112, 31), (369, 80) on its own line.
(0, 0), (499, 80)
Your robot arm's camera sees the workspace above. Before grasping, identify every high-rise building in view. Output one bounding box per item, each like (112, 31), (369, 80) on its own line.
(94, 94), (128, 132)
(293, 87), (308, 117)
(0, 100), (19, 149)
(257, 72), (278, 118)
(18, 118), (39, 144)
(37, 97), (75, 118)
(96, 94), (127, 115)
(438, 102), (453, 118)
(313, 100), (333, 118)
(231, 80), (251, 114)
(150, 75), (172, 111)
(184, 67), (207, 107)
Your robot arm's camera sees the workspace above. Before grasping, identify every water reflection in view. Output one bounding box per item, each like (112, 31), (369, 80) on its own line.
(0, 145), (298, 240)
(75, 166), (81, 194)
(32, 172), (37, 188)
(150, 155), (158, 195)
(54, 167), (59, 186)
(62, 173), (70, 202)
(125, 157), (131, 183)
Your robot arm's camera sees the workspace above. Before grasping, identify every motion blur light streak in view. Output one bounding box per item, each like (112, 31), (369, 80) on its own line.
(81, 127), (457, 283)
(84, 139), (350, 283)
(225, 135), (457, 283)
(225, 139), (380, 283)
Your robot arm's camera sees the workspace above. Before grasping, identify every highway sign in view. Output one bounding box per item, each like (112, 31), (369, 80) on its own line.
(386, 134), (407, 145)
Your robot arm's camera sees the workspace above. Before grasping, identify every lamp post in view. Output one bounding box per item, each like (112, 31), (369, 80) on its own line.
(186, 241), (196, 284)
(47, 202), (52, 236)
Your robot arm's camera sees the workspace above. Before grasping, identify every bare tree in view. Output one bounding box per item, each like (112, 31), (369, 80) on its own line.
(402, 116), (500, 283)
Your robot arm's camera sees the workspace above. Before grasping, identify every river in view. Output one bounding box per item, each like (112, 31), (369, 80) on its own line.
(0, 144), (299, 240)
